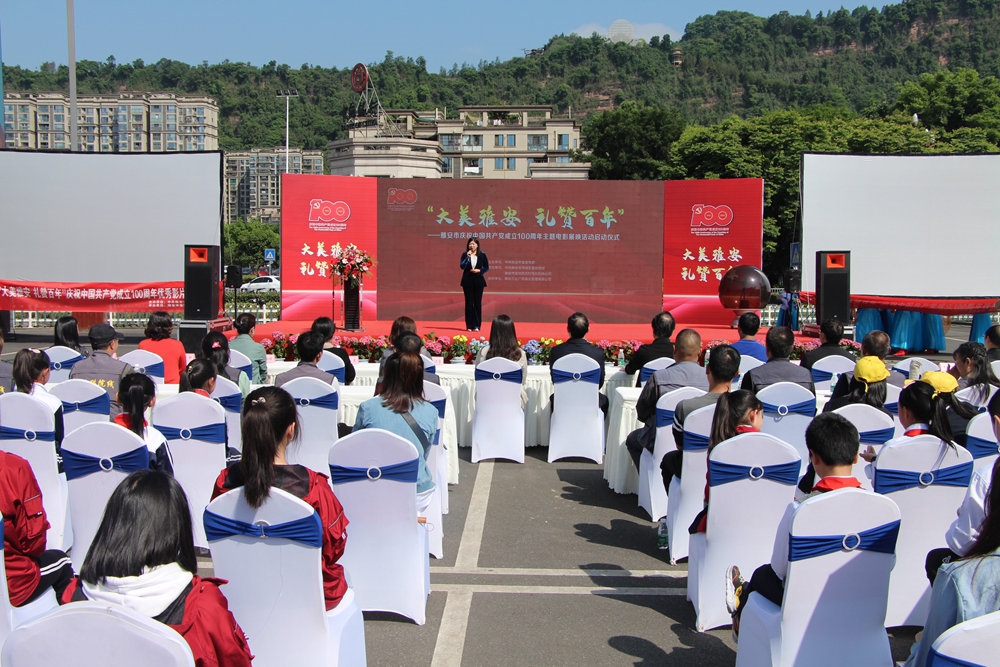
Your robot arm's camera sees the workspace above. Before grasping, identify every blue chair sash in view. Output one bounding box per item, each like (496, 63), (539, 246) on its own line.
(788, 519), (900, 561)
(874, 461), (974, 494)
(552, 367), (601, 385)
(761, 398), (816, 418)
(655, 407), (675, 429)
(203, 509), (323, 547)
(213, 393), (242, 414)
(329, 457), (420, 485)
(927, 648), (986, 667)
(682, 431), (710, 451)
(639, 366), (657, 384)
(885, 402), (899, 416)
(293, 392), (339, 410)
(859, 427), (896, 444)
(134, 361), (165, 378)
(154, 422), (227, 444)
(424, 364), (437, 375)
(62, 445), (150, 481)
(811, 368), (834, 383)
(60, 393), (111, 415)
(893, 367), (911, 380)
(50, 354), (84, 371)
(325, 366), (346, 383)
(0, 425), (56, 442)
(236, 363), (252, 380)
(430, 398), (447, 420)
(965, 434), (999, 460)
(709, 460), (800, 487)
(475, 367), (523, 383)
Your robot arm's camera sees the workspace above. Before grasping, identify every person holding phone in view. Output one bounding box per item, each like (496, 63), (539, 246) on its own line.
(460, 236), (488, 331)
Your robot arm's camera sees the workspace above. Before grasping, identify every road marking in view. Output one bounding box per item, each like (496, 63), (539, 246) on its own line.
(454, 461), (493, 570)
(433, 583), (688, 596)
(432, 566), (680, 579)
(431, 590), (473, 667)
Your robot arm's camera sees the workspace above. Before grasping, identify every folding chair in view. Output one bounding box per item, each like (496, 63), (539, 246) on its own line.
(884, 383), (903, 438)
(228, 349), (253, 383)
(318, 351), (347, 384)
(810, 355), (856, 395)
(471, 357), (525, 463)
(548, 353), (604, 464)
(49, 379), (112, 433)
(119, 349), (166, 385)
(0, 523), (60, 652)
(756, 382), (816, 475)
(732, 356), (764, 392)
(210, 376), (243, 454)
(927, 609), (1000, 667)
(832, 404), (896, 491)
(45, 345), (87, 384)
(423, 381), (449, 559)
(665, 403), (716, 564)
(956, 384), (997, 410)
(283, 376), (340, 477)
(639, 356), (675, 386)
(963, 411), (999, 470)
(890, 357), (939, 382)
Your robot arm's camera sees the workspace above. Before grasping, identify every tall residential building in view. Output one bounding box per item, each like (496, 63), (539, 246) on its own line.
(224, 148), (324, 223)
(2, 92), (218, 152)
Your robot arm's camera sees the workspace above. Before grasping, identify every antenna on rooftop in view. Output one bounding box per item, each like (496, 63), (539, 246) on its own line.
(346, 63), (400, 138)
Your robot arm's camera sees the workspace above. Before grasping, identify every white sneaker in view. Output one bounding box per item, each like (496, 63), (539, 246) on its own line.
(725, 565), (744, 616)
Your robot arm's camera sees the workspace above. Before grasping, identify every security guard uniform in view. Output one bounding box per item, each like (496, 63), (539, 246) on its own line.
(69, 349), (132, 415)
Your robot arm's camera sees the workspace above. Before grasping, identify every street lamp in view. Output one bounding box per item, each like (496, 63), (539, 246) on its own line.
(277, 90), (299, 173)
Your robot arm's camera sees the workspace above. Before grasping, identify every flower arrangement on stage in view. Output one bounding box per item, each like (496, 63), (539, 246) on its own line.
(522, 337), (562, 365)
(596, 339), (640, 364)
(352, 335), (391, 361)
(467, 336), (488, 359)
(447, 334), (470, 360)
(331, 243), (373, 289)
(422, 334), (446, 357)
(262, 331), (299, 360)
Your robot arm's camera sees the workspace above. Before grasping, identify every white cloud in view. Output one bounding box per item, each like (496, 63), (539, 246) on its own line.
(571, 20), (682, 42)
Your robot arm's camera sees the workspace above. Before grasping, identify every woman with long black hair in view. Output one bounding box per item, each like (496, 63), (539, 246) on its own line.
(459, 236), (489, 331)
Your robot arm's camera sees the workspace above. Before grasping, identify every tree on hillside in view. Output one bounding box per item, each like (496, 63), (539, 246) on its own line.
(895, 67), (1000, 145)
(574, 101), (686, 180)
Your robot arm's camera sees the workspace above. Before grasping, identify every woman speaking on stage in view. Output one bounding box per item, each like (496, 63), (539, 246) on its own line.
(460, 236), (489, 331)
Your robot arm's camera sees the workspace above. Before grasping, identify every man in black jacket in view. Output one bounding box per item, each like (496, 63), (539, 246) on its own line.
(549, 312), (608, 414)
(624, 311), (676, 385)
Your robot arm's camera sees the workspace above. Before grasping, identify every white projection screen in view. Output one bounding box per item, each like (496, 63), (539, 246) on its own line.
(801, 153), (1000, 298)
(0, 151), (221, 282)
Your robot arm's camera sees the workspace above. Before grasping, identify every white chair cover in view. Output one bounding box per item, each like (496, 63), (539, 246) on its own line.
(283, 376), (340, 478)
(62, 422), (149, 571)
(732, 356), (765, 391)
(756, 382), (817, 475)
(890, 356), (939, 381)
(422, 381), (449, 559)
(472, 357), (525, 463)
(884, 383), (904, 438)
(810, 355), (857, 395)
(687, 432), (800, 632)
(637, 386), (705, 522)
(1, 601), (195, 667)
(548, 353), (604, 464)
(832, 404), (896, 491)
(227, 349), (253, 382)
(119, 349), (167, 385)
(665, 403), (716, 564)
(0, 519), (60, 651)
(318, 350), (348, 385)
(0, 392), (71, 550)
(964, 411), (999, 470)
(45, 345), (88, 384)
(956, 384), (997, 410)
(928, 609), (1000, 667)
(735, 488), (901, 667)
(329, 429), (429, 625)
(639, 357), (675, 385)
(49, 379), (112, 433)
(205, 487), (366, 667)
(875, 434), (973, 627)
(210, 376), (243, 454)
(992, 359), (1000, 379)
(152, 392), (227, 548)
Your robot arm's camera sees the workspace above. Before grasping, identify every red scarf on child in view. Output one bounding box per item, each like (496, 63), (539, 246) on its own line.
(812, 476), (862, 493)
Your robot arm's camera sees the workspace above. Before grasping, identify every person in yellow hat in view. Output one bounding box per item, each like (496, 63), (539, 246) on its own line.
(823, 355), (892, 414)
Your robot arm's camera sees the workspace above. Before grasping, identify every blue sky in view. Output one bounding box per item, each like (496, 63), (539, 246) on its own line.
(1, 0), (888, 73)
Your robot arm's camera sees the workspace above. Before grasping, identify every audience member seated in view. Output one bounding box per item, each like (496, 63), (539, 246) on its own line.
(52, 315), (88, 358)
(730, 312), (767, 363)
(201, 331), (251, 397)
(214, 386), (349, 611)
(274, 332), (333, 388)
(740, 326), (815, 395)
(311, 316), (356, 386)
(378, 316), (428, 382)
(549, 312), (608, 414)
(624, 311), (676, 382)
(726, 412), (864, 638)
(624, 329), (710, 470)
(950, 341), (1000, 406)
(800, 318), (855, 370)
(114, 373), (169, 471)
(376, 331), (439, 395)
(69, 323), (132, 415)
(63, 470), (252, 665)
(12, 348), (65, 452)
(475, 314), (528, 408)
(228, 313), (267, 384)
(138, 311), (188, 384)
(823, 356), (892, 415)
(831, 330), (904, 398)
(0, 327), (12, 393)
(179, 358), (217, 398)
(986, 325), (1000, 363)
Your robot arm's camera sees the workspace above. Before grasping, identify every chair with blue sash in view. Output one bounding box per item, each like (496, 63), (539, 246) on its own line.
(885, 383), (904, 438)
(227, 348), (253, 384)
(638, 356), (674, 387)
(926, 609), (1000, 667)
(993, 360), (1000, 381)
(732, 356), (764, 392)
(548, 354), (604, 464)
(62, 422), (149, 571)
(637, 386), (705, 522)
(49, 379), (112, 433)
(1, 600), (196, 667)
(45, 345), (87, 384)
(0, 517), (61, 651)
(204, 487), (366, 667)
(963, 412), (999, 471)
(757, 382), (817, 475)
(0, 392), (71, 551)
(874, 434), (974, 627)
(890, 356), (939, 382)
(420, 354), (437, 376)
(956, 384), (997, 411)
(832, 404), (896, 491)
(736, 488), (901, 667)
(152, 392), (227, 549)
(317, 350), (347, 384)
(665, 403), (717, 565)
(119, 349), (166, 385)
(688, 432), (801, 632)
(810, 355), (856, 396)
(471, 357), (525, 463)
(422, 381), (448, 559)
(210, 376), (243, 454)
(329, 429), (429, 625)
(283, 377), (341, 478)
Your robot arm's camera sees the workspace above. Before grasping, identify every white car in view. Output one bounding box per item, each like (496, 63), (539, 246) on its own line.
(240, 276), (281, 292)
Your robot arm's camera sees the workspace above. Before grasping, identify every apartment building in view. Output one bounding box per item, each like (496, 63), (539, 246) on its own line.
(224, 148), (324, 223)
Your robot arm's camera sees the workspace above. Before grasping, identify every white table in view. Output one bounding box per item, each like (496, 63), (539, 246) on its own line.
(603, 387), (643, 494)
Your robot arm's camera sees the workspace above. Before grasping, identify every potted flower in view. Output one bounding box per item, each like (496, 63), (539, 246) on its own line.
(263, 331), (298, 361)
(448, 335), (469, 363)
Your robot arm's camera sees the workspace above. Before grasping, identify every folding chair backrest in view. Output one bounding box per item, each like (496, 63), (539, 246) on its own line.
(652, 387), (706, 461)
(733, 356), (764, 390)
(548, 353), (603, 463)
(810, 355), (856, 392)
(119, 349), (166, 385)
(964, 411), (999, 469)
(472, 357), (525, 463)
(420, 354), (437, 375)
(46, 346), (87, 384)
(49, 379), (112, 433)
(640, 357), (674, 385)
(210, 376), (243, 453)
(929, 609), (1000, 667)
(317, 350), (347, 384)
(227, 349), (253, 382)
(884, 382), (903, 437)
(956, 384), (997, 410)
(756, 381), (816, 474)
(283, 376), (340, 476)
(832, 403), (896, 490)
(890, 356), (939, 381)
(665, 403), (716, 563)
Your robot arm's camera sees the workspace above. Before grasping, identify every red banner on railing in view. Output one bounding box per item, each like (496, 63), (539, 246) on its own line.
(0, 280), (185, 312)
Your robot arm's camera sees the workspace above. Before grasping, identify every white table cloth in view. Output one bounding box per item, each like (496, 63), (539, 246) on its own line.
(603, 387), (643, 494)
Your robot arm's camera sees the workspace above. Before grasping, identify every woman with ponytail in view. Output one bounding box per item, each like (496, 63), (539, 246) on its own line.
(200, 331), (251, 397)
(114, 373), (169, 471)
(12, 348), (64, 451)
(178, 358), (217, 397)
(212, 386), (349, 610)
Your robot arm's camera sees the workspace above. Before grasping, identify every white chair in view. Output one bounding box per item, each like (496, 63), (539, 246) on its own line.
(832, 404), (896, 491)
(0, 521), (61, 652)
(283, 376), (340, 477)
(1, 600), (195, 667)
(205, 487), (366, 667)
(665, 403), (716, 564)
(62, 422), (150, 571)
(45, 345), (87, 384)
(422, 381), (449, 559)
(318, 350), (348, 384)
(119, 349), (166, 385)
(472, 357), (525, 463)
(329, 430), (429, 625)
(927, 609), (1000, 667)
(210, 376), (243, 454)
(809, 355), (856, 395)
(49, 379), (112, 433)
(992, 359), (1000, 379)
(228, 348), (253, 382)
(0, 392), (71, 551)
(964, 411), (999, 470)
(735, 488), (901, 667)
(885, 383), (904, 438)
(732, 356), (765, 391)
(874, 434), (974, 627)
(687, 432), (800, 632)
(548, 353), (604, 464)
(756, 382), (817, 475)
(956, 384), (997, 410)
(420, 354), (437, 375)
(890, 356), (939, 381)
(152, 392), (227, 548)
(639, 357), (674, 385)
(637, 386), (705, 522)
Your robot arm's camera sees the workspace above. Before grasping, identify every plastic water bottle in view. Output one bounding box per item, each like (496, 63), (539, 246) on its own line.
(617, 349), (625, 367)
(657, 517), (669, 550)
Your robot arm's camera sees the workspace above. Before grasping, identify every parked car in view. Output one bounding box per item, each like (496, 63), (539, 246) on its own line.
(240, 276), (281, 292)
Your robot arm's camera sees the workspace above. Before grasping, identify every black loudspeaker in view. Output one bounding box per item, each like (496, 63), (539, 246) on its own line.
(225, 265), (242, 289)
(184, 245), (220, 320)
(783, 268), (802, 293)
(816, 251), (851, 324)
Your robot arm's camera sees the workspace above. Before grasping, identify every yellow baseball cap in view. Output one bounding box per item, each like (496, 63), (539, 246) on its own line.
(920, 370), (959, 395)
(854, 356), (890, 383)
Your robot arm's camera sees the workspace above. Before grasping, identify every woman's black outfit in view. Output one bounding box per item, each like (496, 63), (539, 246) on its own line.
(460, 250), (489, 330)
